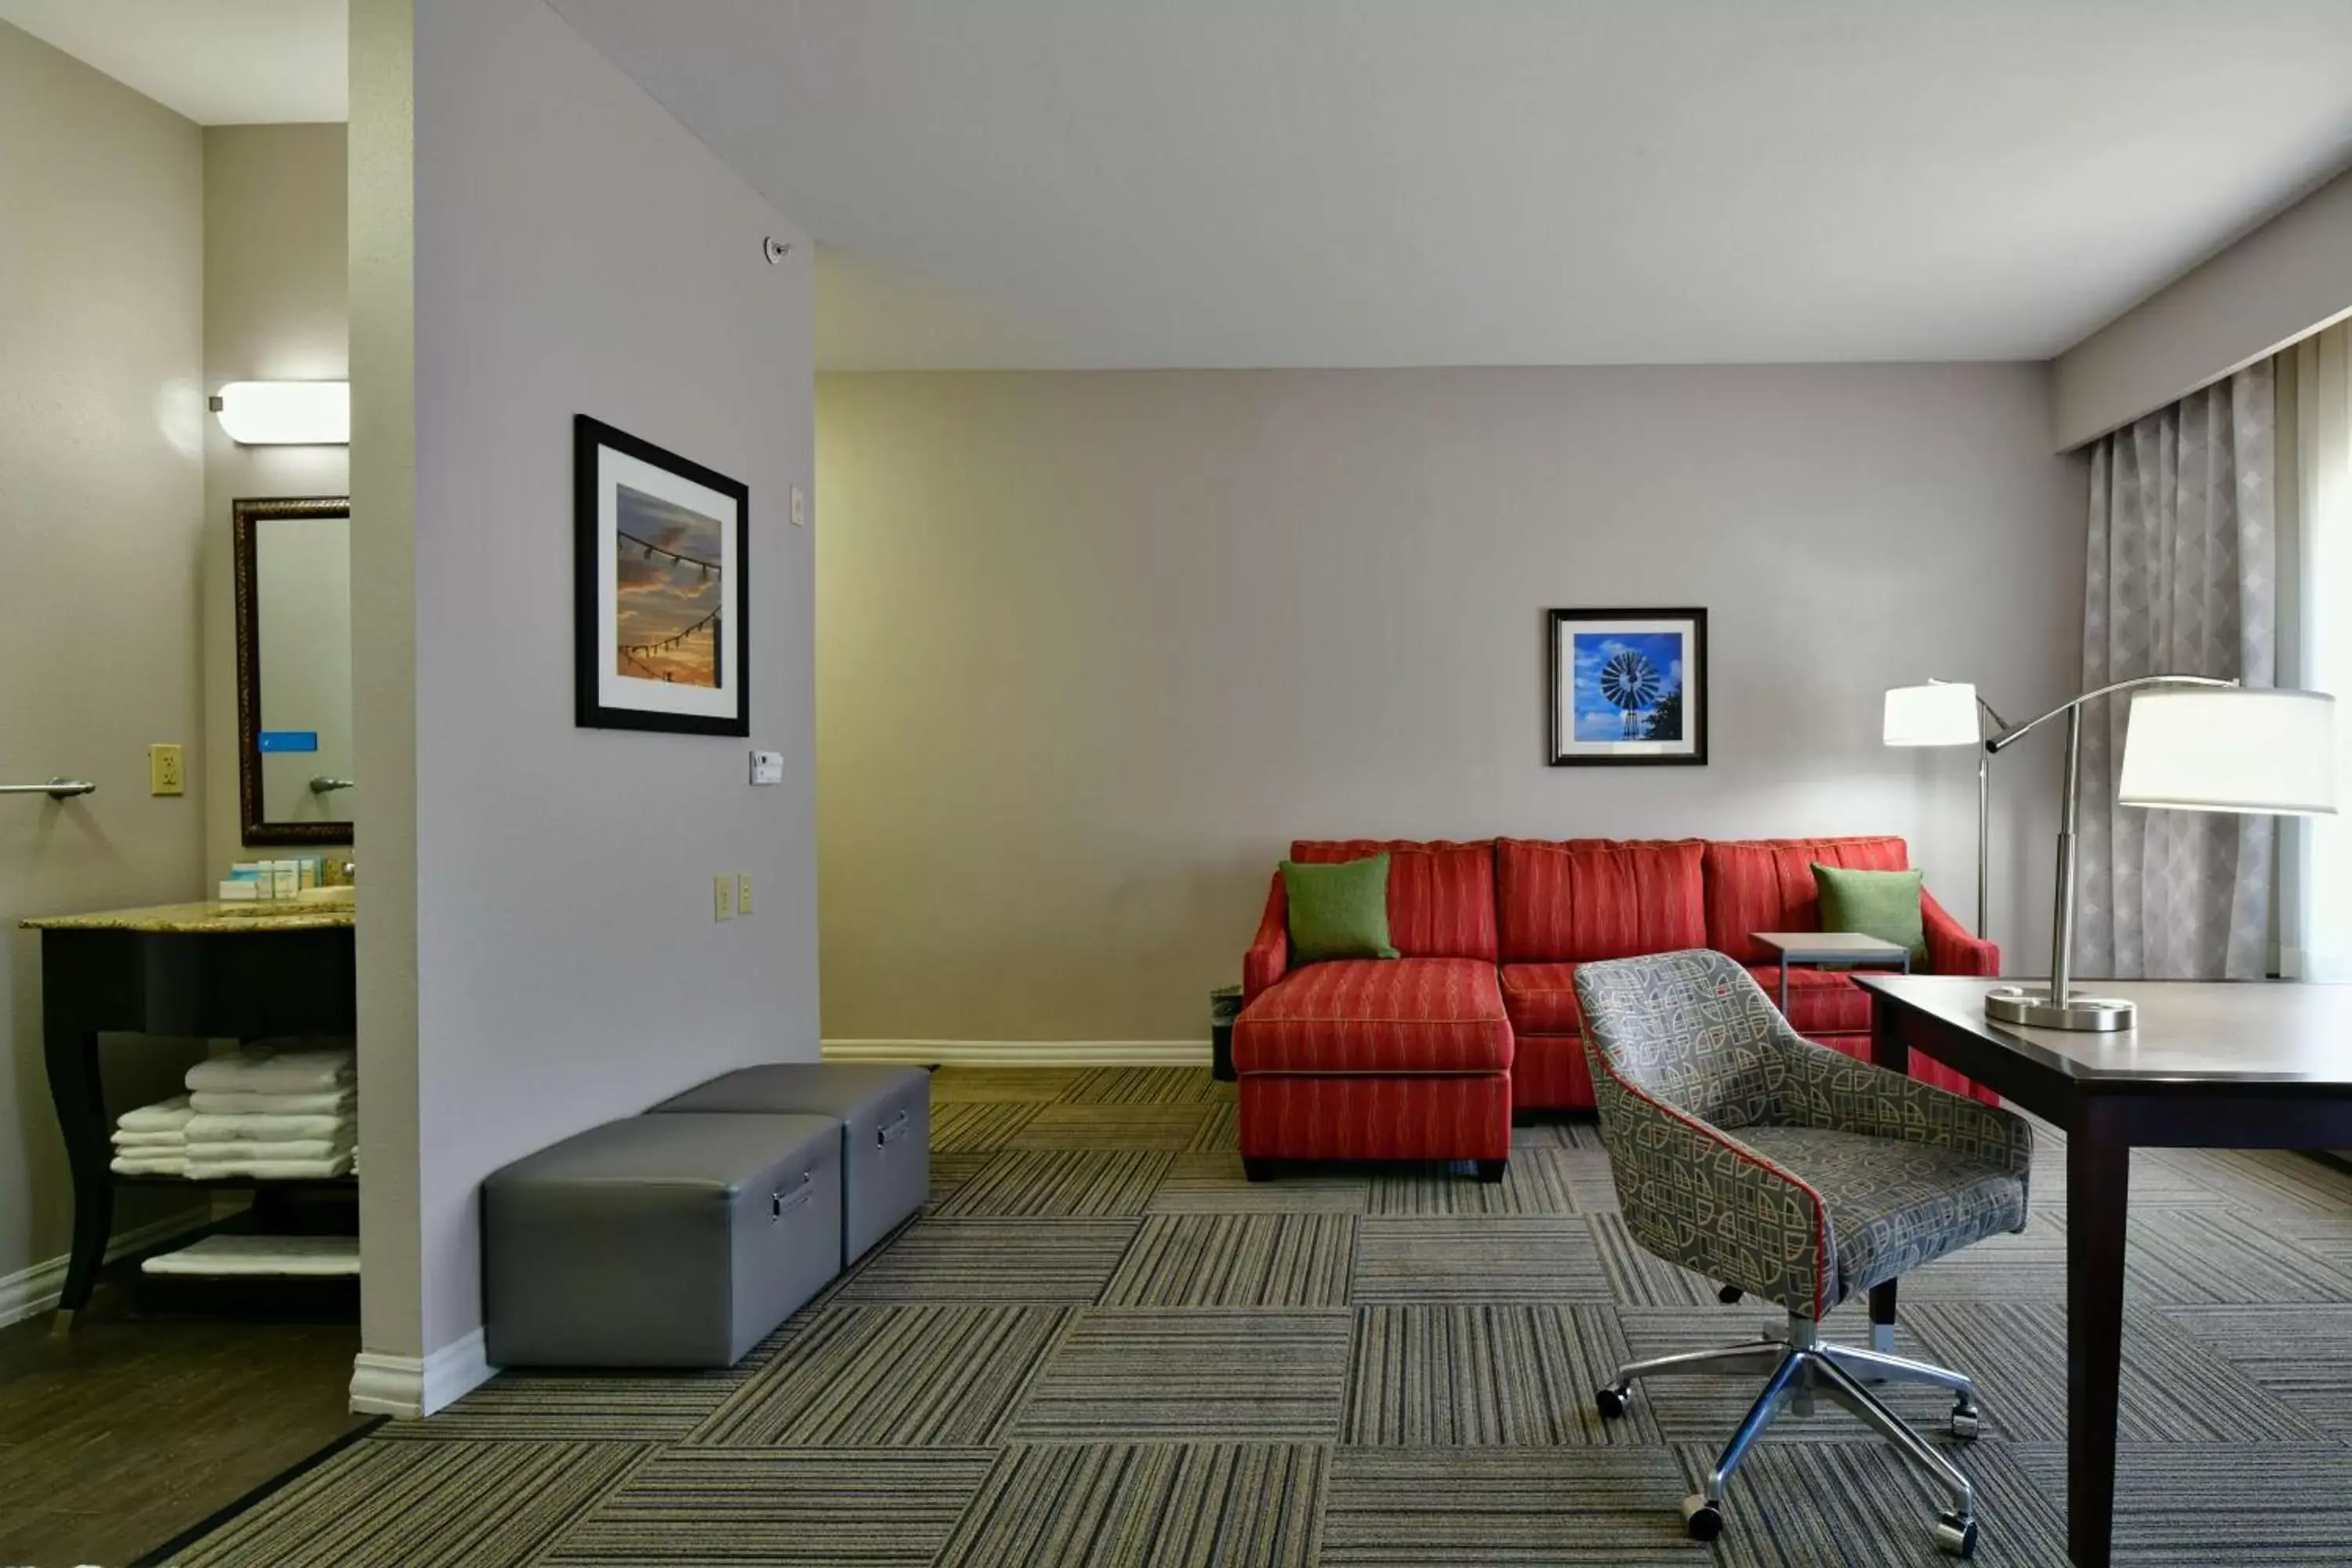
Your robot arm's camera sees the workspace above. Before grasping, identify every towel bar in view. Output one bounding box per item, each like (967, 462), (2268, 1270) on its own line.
(1, 779), (95, 799)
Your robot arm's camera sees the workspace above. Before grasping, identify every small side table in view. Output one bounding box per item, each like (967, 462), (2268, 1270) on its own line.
(1751, 932), (1911, 1019)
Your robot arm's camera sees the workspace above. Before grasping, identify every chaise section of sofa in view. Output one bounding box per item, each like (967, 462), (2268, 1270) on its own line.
(1234, 840), (1513, 1174)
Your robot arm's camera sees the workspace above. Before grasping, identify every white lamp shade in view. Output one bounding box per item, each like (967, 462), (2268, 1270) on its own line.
(1883, 682), (1980, 746)
(212, 381), (349, 445)
(2118, 688), (2338, 815)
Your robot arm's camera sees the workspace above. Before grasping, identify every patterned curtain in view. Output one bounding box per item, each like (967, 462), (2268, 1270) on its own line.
(2075, 362), (2277, 980)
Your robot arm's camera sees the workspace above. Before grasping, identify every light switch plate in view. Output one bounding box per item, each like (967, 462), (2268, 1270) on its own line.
(148, 743), (184, 797)
(790, 486), (807, 528)
(713, 874), (736, 922)
(750, 750), (784, 786)
(737, 873), (753, 916)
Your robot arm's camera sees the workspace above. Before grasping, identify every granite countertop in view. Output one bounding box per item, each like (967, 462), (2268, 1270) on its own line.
(20, 898), (355, 934)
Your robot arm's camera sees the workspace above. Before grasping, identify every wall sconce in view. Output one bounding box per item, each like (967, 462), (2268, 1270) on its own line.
(209, 381), (350, 445)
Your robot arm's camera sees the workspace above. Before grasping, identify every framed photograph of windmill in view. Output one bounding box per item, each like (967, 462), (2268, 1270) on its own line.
(575, 415), (751, 736)
(1546, 608), (1708, 766)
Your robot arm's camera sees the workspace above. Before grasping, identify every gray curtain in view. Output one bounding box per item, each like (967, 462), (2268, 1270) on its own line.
(2075, 361), (2278, 981)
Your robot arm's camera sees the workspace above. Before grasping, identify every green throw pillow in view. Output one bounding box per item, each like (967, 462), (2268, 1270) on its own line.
(1282, 855), (1400, 963)
(1811, 863), (1927, 968)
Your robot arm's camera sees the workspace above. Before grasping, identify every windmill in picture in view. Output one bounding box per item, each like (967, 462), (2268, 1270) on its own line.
(1597, 647), (1662, 739)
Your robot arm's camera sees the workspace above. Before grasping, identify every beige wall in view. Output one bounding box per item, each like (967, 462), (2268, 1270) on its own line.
(817, 367), (2087, 1046)
(2053, 165), (2352, 452)
(352, 0), (819, 1391)
(0, 21), (208, 1304)
(202, 124), (352, 869)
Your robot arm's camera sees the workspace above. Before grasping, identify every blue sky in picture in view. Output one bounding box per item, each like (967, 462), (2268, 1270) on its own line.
(1573, 630), (1684, 740)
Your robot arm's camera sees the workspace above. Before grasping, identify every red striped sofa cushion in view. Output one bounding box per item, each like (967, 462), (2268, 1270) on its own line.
(1498, 961), (1585, 1035)
(1288, 839), (1497, 962)
(1702, 836), (1910, 964)
(1496, 838), (1706, 962)
(1232, 956), (1511, 1074)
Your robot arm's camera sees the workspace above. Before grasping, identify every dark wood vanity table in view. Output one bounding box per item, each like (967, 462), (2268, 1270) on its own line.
(23, 899), (355, 1326)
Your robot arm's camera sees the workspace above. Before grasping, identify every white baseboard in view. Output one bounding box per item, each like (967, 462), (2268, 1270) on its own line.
(823, 1038), (1210, 1067)
(0, 1209), (219, 1328)
(349, 1326), (494, 1420)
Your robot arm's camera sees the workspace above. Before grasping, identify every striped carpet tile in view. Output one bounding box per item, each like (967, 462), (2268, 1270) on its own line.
(172, 1439), (652, 1568)
(834, 1218), (1140, 1304)
(1186, 1102), (1238, 1153)
(1584, 1214), (1722, 1308)
(1060, 1066), (1233, 1105)
(2161, 1303), (2352, 1434)
(926, 1151), (995, 1211)
(2008, 1441), (2352, 1563)
(935, 1443), (1324, 1568)
(2121, 1206), (2352, 1305)
(931, 1102), (1044, 1153)
(535, 1448), (998, 1566)
(928, 1066), (1091, 1102)
(1146, 1152), (1370, 1214)
(1366, 1149), (1584, 1216)
(1671, 1437), (2067, 1568)
(932, 1149), (1172, 1218)
(1507, 1116), (1609, 1152)
(1011, 1104), (1217, 1151)
(1319, 1447), (1701, 1565)
(1342, 1304), (1661, 1446)
(1007, 1309), (1353, 1441)
(1099, 1214), (1355, 1307)
(689, 1305), (1074, 1447)
(1351, 1217), (1613, 1304)
(370, 1369), (751, 1443)
(1906, 1300), (2322, 1443)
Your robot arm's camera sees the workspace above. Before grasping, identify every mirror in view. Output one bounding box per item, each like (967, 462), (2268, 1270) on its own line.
(234, 496), (354, 844)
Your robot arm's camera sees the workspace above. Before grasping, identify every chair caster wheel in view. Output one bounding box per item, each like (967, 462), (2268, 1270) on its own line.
(1949, 1401), (1981, 1441)
(1933, 1511), (1978, 1558)
(1716, 1283), (1744, 1305)
(1594, 1384), (1632, 1420)
(1681, 1496), (1725, 1542)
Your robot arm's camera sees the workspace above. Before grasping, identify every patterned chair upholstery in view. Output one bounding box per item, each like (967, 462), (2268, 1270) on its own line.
(1573, 949), (2032, 1559)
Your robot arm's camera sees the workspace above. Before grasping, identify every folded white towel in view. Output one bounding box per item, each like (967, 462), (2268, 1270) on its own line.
(185, 1137), (351, 1163)
(188, 1088), (355, 1116)
(184, 1112), (354, 1143)
(183, 1154), (351, 1180)
(143, 1235), (360, 1277)
(117, 1094), (194, 1133)
(186, 1047), (354, 1095)
(111, 1129), (187, 1149)
(111, 1154), (189, 1177)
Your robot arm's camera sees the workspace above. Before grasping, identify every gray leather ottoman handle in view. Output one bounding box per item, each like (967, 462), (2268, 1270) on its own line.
(877, 1111), (910, 1147)
(771, 1174), (814, 1220)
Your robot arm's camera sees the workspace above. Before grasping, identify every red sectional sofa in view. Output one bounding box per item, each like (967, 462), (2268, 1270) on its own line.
(1233, 835), (1998, 1175)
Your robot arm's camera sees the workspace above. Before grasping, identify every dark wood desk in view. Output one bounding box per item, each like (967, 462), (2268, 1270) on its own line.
(1858, 975), (2352, 1568)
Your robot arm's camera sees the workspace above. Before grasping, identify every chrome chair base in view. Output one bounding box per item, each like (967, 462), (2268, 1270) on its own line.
(1596, 1315), (1982, 1558)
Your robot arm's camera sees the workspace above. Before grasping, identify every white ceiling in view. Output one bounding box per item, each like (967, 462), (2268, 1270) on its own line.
(548, 0), (2352, 370)
(0, 0), (345, 125)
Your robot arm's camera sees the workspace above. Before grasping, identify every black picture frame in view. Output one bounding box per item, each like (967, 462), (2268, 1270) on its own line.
(1545, 607), (1709, 767)
(574, 414), (751, 736)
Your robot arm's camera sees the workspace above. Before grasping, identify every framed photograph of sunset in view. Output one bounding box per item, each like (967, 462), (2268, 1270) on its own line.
(574, 414), (750, 735)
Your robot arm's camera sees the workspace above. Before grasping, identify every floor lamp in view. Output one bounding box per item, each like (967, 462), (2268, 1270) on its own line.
(1882, 681), (2009, 937)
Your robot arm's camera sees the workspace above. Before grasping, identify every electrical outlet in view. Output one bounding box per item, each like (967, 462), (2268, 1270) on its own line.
(790, 486), (807, 528)
(148, 743), (184, 797)
(737, 873), (753, 916)
(713, 874), (736, 923)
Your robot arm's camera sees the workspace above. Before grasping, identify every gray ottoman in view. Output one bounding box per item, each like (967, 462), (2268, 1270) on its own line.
(654, 1063), (929, 1265)
(482, 1112), (840, 1368)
